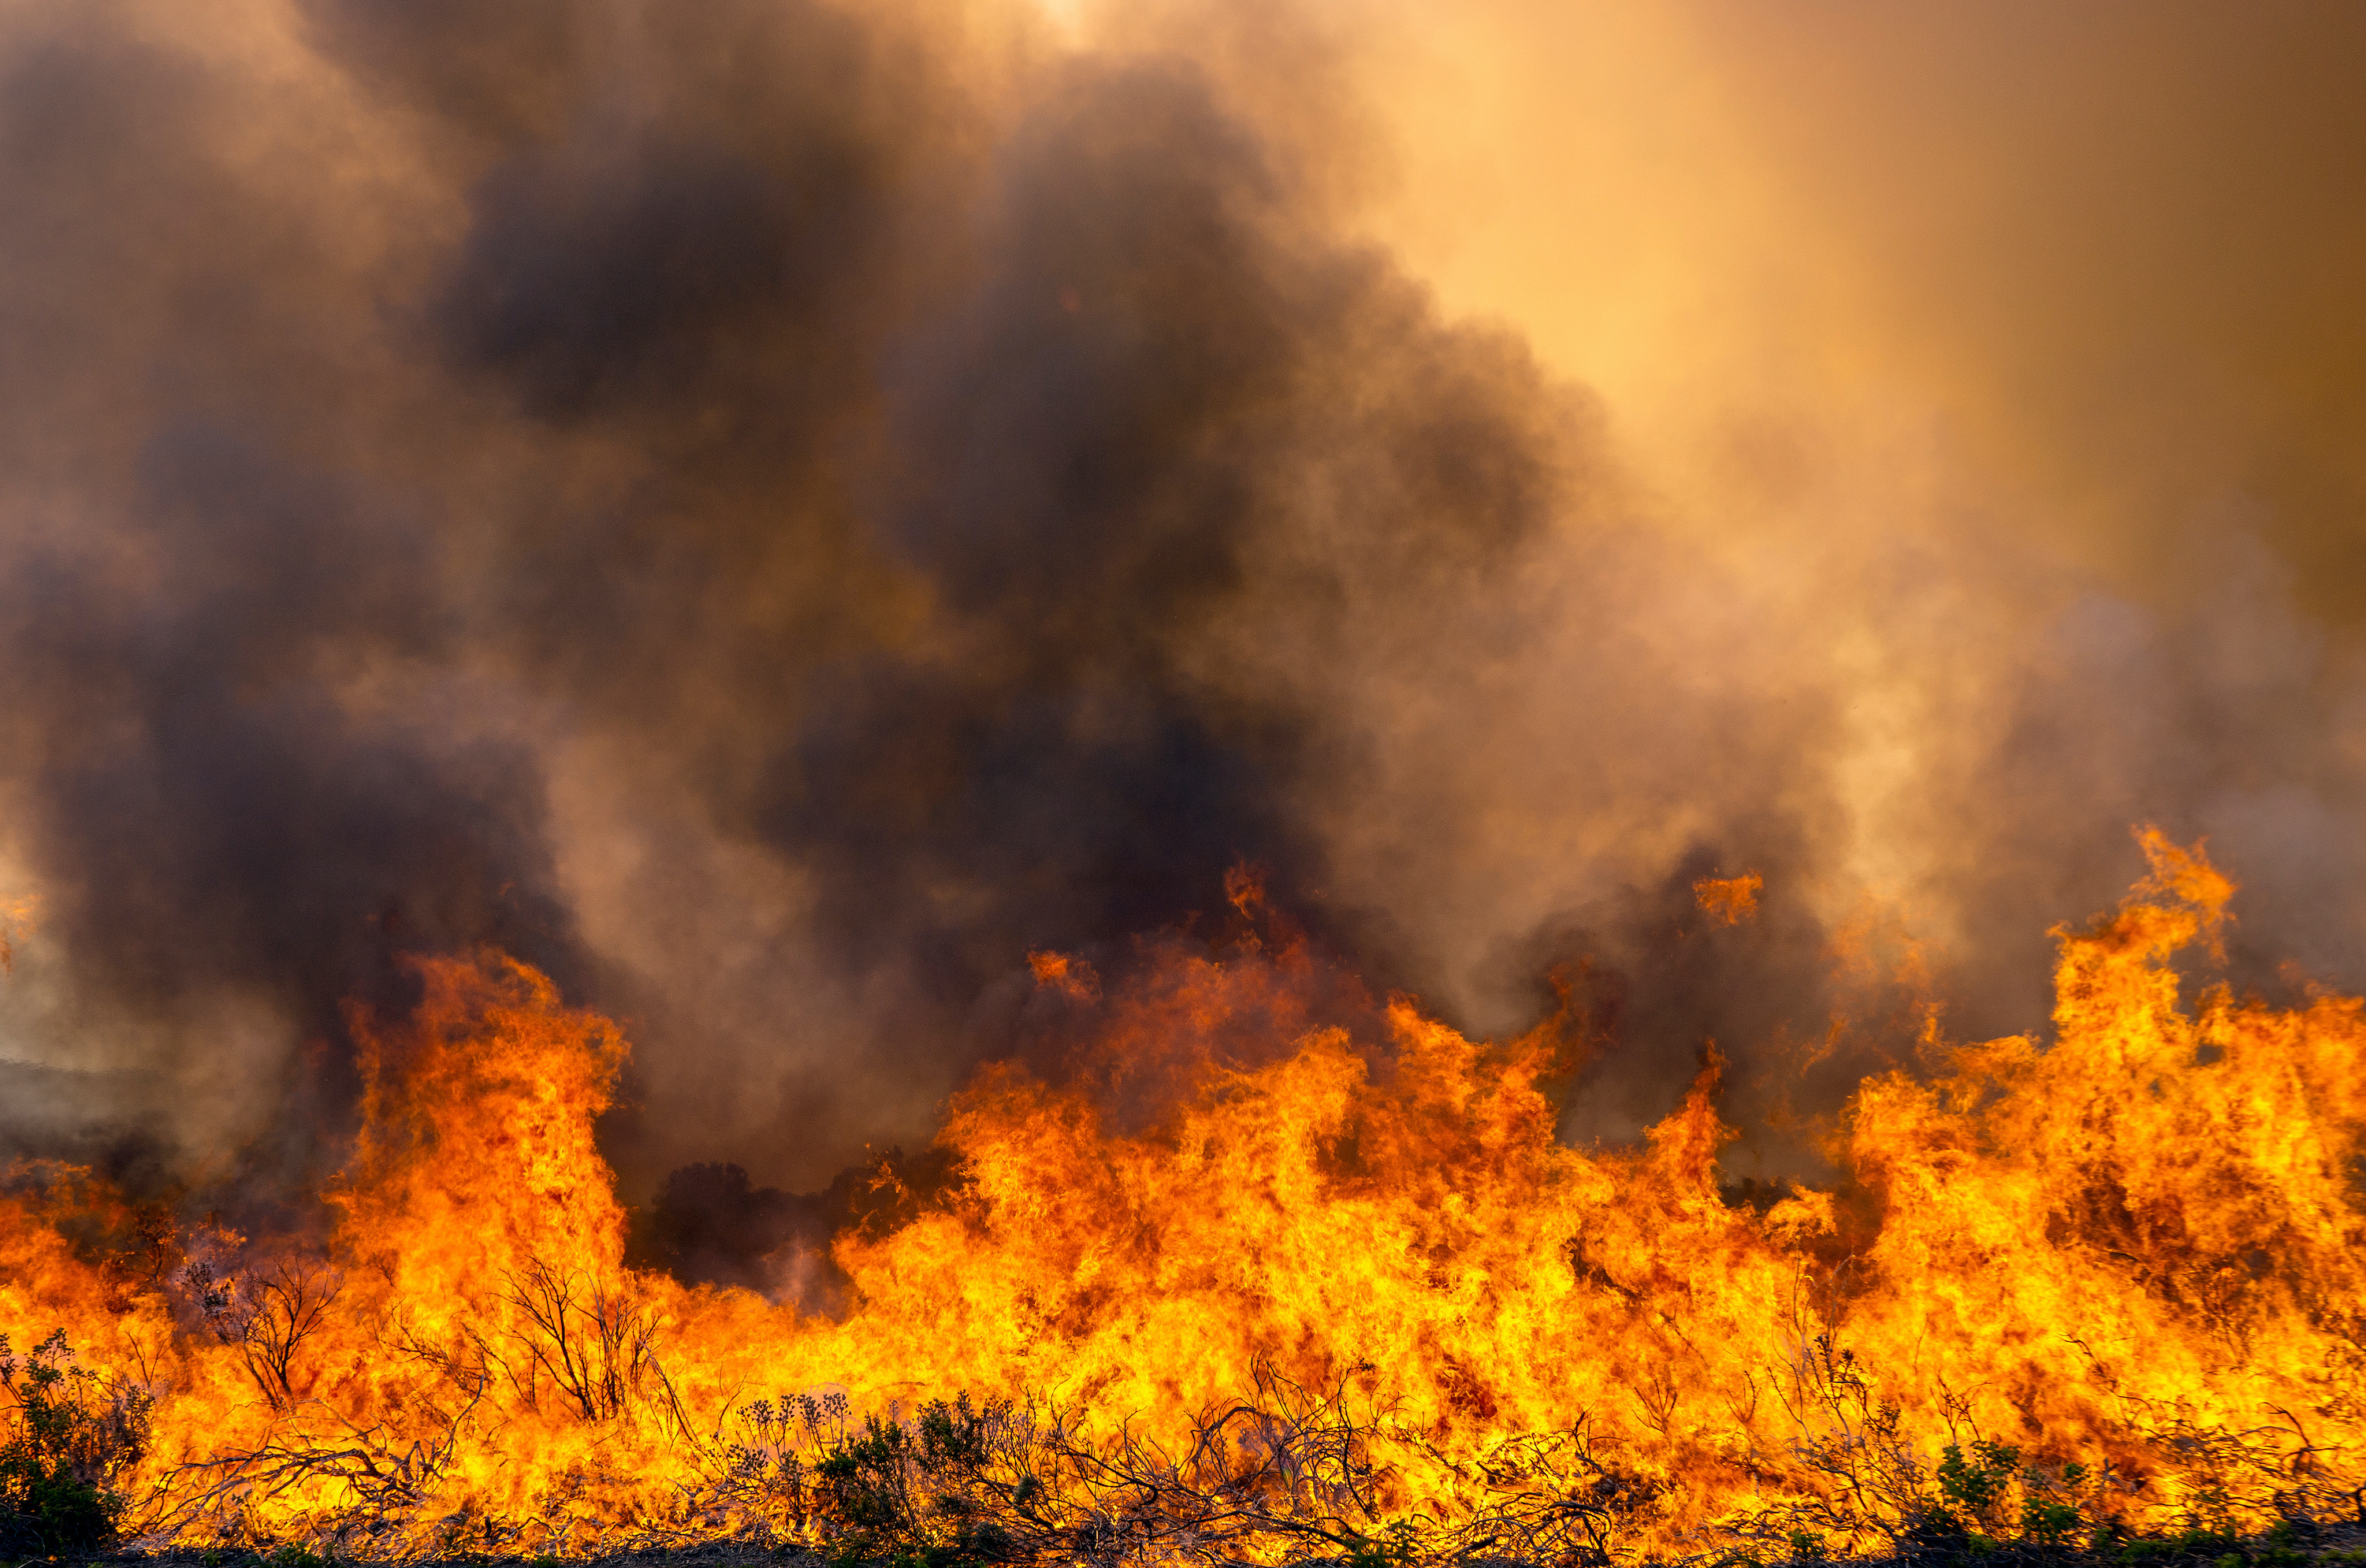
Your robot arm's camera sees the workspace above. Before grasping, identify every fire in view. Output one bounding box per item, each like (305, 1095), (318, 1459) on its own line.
(1694, 874), (1763, 927)
(3, 834), (2364, 1561)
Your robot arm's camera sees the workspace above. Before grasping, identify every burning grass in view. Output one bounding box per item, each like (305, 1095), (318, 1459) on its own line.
(5, 835), (2366, 1566)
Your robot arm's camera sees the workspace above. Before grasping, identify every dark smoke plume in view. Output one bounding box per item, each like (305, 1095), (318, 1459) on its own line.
(0, 0), (1582, 1200)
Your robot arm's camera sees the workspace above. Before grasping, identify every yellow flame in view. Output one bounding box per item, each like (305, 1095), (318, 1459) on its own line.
(2, 838), (2362, 1559)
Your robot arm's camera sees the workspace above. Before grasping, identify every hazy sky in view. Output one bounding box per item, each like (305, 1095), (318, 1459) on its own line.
(1356, 2), (2366, 605)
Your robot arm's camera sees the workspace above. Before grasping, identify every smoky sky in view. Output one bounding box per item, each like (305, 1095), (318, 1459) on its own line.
(0, 0), (2362, 1214)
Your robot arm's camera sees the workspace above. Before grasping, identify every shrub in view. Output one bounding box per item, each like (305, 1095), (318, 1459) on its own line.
(0, 1327), (153, 1552)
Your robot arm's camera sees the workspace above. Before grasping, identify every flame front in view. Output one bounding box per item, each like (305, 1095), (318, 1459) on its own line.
(4, 836), (2364, 1561)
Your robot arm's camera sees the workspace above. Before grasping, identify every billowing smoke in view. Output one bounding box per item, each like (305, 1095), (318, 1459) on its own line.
(0, 0), (2360, 1265)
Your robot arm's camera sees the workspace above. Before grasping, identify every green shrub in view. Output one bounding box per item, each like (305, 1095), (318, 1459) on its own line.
(1341, 1519), (1421, 1568)
(0, 1328), (153, 1553)
(1935, 1439), (2021, 1530)
(803, 1395), (1023, 1567)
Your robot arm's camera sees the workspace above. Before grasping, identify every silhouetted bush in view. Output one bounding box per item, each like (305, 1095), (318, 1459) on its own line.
(0, 1327), (151, 1552)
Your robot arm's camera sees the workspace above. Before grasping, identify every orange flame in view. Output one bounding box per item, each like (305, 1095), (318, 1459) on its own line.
(0, 893), (38, 975)
(1694, 872), (1763, 926)
(3, 838), (2363, 1559)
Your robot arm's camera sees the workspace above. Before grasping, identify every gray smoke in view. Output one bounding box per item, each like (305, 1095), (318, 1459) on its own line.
(0, 0), (2358, 1234)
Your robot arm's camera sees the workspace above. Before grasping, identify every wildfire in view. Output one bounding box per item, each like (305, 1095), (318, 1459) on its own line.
(1693, 875), (1764, 927)
(2, 834), (2363, 1562)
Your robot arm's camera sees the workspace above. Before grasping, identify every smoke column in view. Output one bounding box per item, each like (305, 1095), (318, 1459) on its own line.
(0, 0), (2360, 1256)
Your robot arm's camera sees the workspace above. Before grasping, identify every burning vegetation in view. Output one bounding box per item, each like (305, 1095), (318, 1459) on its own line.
(3, 834), (2364, 1565)
(2, 4), (2365, 1565)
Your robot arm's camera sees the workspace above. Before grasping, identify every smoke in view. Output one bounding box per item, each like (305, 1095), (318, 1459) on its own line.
(0, 0), (2360, 1245)
(1353, 0), (2366, 1086)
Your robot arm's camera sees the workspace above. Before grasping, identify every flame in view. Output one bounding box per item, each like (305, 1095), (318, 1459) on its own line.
(0, 894), (38, 975)
(1694, 873), (1764, 927)
(4, 836), (2364, 1559)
